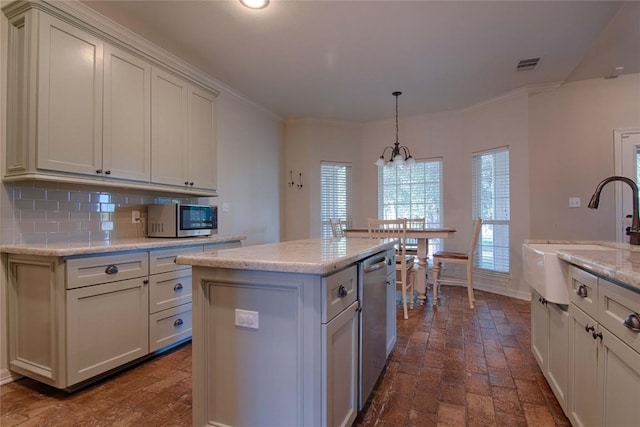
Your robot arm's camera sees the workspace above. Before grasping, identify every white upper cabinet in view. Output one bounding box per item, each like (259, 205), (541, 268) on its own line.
(152, 68), (217, 192)
(188, 85), (217, 191)
(35, 12), (103, 176)
(151, 67), (189, 187)
(3, 2), (219, 196)
(103, 44), (151, 182)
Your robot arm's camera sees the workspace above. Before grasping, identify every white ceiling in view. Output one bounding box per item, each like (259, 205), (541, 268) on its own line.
(82, 0), (640, 122)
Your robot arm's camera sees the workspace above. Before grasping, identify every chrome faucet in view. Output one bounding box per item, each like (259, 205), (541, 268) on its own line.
(588, 176), (640, 245)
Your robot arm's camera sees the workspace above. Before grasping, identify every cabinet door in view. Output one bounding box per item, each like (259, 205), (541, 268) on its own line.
(547, 303), (569, 412)
(322, 301), (359, 427)
(151, 67), (188, 186)
(568, 305), (599, 427)
(103, 44), (151, 182)
(598, 329), (640, 427)
(36, 13), (103, 176)
(66, 278), (149, 386)
(531, 291), (548, 370)
(386, 271), (397, 358)
(188, 85), (217, 190)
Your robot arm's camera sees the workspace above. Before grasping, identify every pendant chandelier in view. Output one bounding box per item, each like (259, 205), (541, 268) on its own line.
(375, 91), (415, 168)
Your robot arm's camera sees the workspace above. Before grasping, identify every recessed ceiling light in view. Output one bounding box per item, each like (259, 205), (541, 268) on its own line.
(240, 0), (269, 9)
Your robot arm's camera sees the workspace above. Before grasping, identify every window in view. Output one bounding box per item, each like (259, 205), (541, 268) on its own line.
(472, 147), (510, 273)
(377, 159), (443, 254)
(321, 162), (352, 237)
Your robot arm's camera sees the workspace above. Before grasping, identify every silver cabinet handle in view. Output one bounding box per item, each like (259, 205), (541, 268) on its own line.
(105, 265), (119, 275)
(337, 285), (348, 298)
(623, 313), (640, 332)
(576, 284), (588, 298)
(174, 319), (183, 327)
(174, 283), (183, 292)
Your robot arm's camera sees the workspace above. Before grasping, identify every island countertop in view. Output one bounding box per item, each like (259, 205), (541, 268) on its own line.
(176, 237), (396, 275)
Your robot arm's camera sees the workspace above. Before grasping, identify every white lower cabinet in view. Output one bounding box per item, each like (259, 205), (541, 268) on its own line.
(5, 242), (244, 389)
(66, 278), (149, 385)
(530, 289), (569, 412)
(567, 266), (640, 427)
(322, 301), (359, 427)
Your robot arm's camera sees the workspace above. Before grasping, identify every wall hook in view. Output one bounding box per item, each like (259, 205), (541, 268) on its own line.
(297, 173), (303, 189)
(288, 170), (295, 187)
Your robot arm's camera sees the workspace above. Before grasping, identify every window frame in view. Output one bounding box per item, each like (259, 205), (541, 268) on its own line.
(472, 146), (510, 274)
(377, 158), (444, 255)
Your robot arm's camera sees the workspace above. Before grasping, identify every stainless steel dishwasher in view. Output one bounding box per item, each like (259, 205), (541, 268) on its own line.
(358, 251), (390, 409)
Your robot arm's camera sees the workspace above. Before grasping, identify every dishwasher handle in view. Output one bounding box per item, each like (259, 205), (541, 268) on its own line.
(364, 260), (387, 273)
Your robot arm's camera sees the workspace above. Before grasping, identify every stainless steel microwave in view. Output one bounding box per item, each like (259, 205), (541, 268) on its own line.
(147, 204), (217, 238)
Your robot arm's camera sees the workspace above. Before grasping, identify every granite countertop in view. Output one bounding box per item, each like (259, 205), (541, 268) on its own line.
(557, 247), (640, 292)
(0, 234), (246, 257)
(176, 237), (396, 275)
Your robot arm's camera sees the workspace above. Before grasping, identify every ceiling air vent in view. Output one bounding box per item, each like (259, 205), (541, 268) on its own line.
(516, 57), (541, 71)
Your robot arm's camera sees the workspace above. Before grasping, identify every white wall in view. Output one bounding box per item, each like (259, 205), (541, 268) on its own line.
(529, 74), (640, 240)
(284, 119), (362, 240)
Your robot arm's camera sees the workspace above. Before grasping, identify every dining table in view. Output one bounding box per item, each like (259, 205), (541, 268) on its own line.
(343, 227), (456, 305)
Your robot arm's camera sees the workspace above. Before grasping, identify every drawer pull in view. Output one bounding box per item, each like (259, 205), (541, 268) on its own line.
(105, 265), (119, 275)
(592, 331), (603, 340)
(585, 324), (595, 333)
(623, 313), (640, 332)
(576, 284), (588, 298)
(174, 319), (184, 327)
(338, 285), (348, 298)
(174, 283), (184, 292)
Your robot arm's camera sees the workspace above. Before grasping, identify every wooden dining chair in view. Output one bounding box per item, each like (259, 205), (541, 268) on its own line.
(404, 217), (425, 255)
(329, 218), (345, 237)
(431, 218), (482, 308)
(367, 218), (416, 319)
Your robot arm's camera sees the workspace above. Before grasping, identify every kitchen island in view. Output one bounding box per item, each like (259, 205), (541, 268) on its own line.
(176, 237), (396, 427)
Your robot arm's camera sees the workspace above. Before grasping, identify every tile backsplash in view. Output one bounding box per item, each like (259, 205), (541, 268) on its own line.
(1, 181), (212, 245)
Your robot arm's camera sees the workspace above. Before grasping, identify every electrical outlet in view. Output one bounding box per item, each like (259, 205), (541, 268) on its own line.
(235, 309), (259, 329)
(569, 197), (581, 208)
(222, 202), (230, 213)
(131, 210), (140, 223)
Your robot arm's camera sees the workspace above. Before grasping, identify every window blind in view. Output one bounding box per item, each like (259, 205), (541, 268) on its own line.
(321, 162), (352, 237)
(472, 147), (510, 273)
(377, 159), (443, 254)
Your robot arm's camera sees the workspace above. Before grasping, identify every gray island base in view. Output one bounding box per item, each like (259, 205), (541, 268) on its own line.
(177, 238), (397, 427)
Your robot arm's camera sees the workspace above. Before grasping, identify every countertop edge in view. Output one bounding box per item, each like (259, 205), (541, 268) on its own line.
(0, 235), (247, 257)
(557, 249), (640, 292)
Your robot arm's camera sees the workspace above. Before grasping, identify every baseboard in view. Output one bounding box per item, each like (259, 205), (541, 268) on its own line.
(1, 368), (21, 386)
(437, 280), (531, 301)
(474, 282), (530, 301)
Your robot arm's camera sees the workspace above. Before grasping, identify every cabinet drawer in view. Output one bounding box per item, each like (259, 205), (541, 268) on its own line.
(599, 279), (640, 353)
(569, 266), (598, 319)
(66, 252), (148, 289)
(149, 303), (192, 352)
(149, 269), (192, 314)
(149, 246), (203, 274)
(322, 266), (357, 323)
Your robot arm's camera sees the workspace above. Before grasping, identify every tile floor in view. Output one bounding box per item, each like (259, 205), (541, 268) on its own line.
(0, 286), (570, 426)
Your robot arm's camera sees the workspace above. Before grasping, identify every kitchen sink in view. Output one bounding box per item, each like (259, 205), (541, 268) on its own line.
(522, 243), (615, 305)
